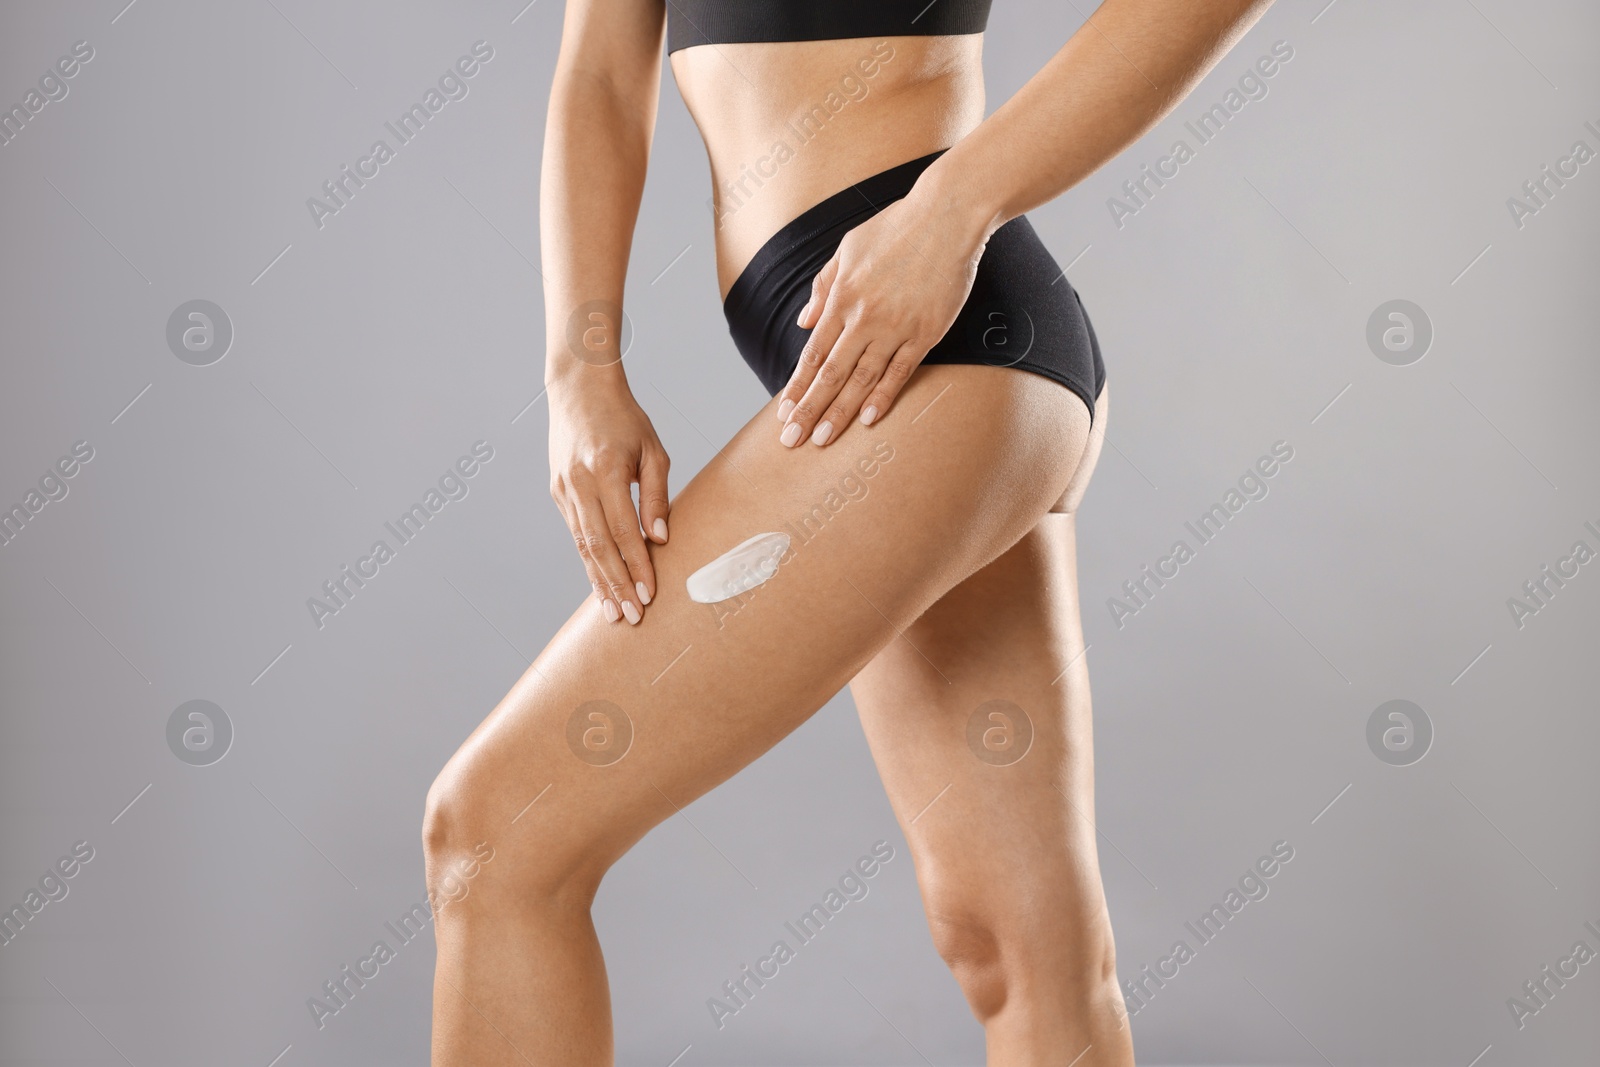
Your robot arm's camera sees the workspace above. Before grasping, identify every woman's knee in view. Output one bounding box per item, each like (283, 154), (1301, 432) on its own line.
(421, 756), (489, 875)
(923, 880), (1118, 1021)
(422, 753), (503, 909)
(925, 905), (1012, 1018)
(421, 742), (606, 912)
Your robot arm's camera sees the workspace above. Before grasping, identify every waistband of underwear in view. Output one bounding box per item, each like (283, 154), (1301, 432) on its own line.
(722, 147), (950, 321)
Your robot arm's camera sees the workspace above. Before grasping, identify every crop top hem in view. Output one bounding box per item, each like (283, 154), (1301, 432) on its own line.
(666, 0), (993, 54)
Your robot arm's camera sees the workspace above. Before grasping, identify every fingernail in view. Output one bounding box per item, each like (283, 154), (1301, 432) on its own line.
(810, 420), (833, 446)
(860, 405), (878, 426)
(653, 517), (668, 542)
(777, 398), (795, 421)
(636, 581), (651, 606)
(780, 421), (804, 448)
(602, 599), (620, 623)
(622, 600), (641, 625)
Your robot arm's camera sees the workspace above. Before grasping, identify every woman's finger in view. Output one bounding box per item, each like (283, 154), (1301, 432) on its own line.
(559, 494), (613, 618)
(785, 326), (875, 447)
(600, 474), (657, 616)
(568, 481), (641, 624)
(777, 304), (846, 426)
(551, 481), (605, 611)
(857, 340), (928, 427)
(807, 338), (898, 444)
(637, 445), (671, 546)
(796, 254), (839, 330)
(780, 321), (870, 447)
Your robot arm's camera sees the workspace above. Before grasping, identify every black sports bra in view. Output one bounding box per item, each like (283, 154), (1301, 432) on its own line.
(666, 0), (992, 54)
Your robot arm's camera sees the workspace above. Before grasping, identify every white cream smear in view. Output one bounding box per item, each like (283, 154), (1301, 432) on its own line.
(685, 531), (792, 604)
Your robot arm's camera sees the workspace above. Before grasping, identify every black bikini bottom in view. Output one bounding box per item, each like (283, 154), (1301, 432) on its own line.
(721, 148), (1106, 424)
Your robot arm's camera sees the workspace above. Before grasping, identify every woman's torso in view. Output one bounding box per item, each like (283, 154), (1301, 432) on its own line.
(669, 33), (987, 300)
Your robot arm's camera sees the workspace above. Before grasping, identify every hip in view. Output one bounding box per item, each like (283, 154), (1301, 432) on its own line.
(721, 149), (1106, 424)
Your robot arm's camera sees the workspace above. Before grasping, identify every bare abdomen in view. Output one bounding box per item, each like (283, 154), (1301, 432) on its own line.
(669, 34), (986, 298)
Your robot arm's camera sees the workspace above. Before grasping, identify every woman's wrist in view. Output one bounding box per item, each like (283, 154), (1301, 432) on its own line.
(544, 295), (634, 395)
(908, 146), (1013, 247)
(545, 356), (633, 406)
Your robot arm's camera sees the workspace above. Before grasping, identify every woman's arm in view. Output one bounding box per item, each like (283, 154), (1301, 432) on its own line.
(541, 0), (671, 625)
(777, 0), (1276, 447)
(925, 0), (1275, 238)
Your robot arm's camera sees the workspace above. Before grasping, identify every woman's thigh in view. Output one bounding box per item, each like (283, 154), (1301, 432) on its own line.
(1052, 382), (1108, 513)
(847, 388), (1112, 989)
(426, 365), (1092, 896)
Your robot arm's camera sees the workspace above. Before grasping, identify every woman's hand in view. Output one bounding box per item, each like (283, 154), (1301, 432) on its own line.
(775, 186), (996, 446)
(548, 380), (670, 625)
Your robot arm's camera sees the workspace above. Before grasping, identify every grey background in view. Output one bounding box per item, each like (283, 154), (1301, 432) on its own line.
(2, 0), (1597, 1064)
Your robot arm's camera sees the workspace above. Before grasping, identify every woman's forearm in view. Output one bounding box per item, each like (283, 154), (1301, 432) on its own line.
(540, 59), (660, 394)
(919, 0), (1275, 238)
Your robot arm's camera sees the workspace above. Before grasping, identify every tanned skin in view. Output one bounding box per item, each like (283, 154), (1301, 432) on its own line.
(428, 3), (1274, 1064)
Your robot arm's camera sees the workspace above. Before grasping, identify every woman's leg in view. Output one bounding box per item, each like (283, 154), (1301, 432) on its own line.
(850, 387), (1134, 1066)
(424, 364), (1092, 1066)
